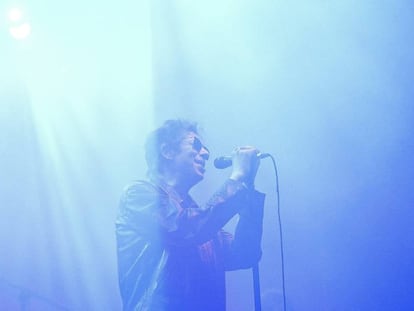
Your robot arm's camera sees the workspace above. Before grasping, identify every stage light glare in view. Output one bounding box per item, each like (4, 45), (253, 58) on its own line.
(9, 22), (31, 40)
(8, 8), (23, 22)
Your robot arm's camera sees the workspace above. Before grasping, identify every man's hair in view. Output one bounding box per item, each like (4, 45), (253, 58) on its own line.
(145, 119), (199, 178)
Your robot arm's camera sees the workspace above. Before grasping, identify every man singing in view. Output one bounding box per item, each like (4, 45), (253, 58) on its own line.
(116, 119), (265, 310)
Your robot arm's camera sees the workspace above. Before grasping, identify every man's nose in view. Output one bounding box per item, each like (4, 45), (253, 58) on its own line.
(200, 147), (210, 160)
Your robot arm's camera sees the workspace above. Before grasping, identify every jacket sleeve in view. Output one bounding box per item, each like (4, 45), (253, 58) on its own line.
(115, 181), (167, 310)
(116, 179), (255, 248)
(221, 189), (265, 270)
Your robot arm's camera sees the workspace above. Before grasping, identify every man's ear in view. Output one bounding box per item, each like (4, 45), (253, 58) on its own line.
(160, 143), (176, 160)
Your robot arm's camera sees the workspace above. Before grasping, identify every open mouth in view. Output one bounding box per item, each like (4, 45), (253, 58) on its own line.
(195, 160), (205, 172)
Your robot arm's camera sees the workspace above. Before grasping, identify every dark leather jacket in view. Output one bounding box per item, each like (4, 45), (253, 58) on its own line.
(116, 178), (265, 311)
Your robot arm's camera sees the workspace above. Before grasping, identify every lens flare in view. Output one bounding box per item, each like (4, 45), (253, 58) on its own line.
(9, 22), (31, 40)
(8, 8), (23, 22)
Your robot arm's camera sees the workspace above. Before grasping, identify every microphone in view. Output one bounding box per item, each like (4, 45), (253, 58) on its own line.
(214, 153), (270, 169)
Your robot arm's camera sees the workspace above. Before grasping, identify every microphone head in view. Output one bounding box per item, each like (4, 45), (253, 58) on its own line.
(214, 152), (270, 169)
(258, 152), (271, 159)
(213, 156), (232, 169)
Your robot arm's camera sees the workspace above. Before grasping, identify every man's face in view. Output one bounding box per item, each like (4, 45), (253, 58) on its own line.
(172, 131), (210, 186)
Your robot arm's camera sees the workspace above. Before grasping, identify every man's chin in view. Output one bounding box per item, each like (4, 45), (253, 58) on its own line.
(192, 173), (204, 185)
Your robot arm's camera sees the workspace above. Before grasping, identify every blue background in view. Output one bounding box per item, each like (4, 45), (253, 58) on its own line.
(1, 1), (413, 310)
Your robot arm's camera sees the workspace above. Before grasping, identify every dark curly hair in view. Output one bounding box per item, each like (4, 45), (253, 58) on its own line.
(145, 119), (200, 178)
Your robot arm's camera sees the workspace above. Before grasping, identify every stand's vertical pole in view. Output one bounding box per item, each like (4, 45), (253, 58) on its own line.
(252, 264), (262, 311)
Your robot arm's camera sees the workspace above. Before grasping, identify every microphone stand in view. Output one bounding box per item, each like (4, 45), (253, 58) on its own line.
(252, 263), (262, 311)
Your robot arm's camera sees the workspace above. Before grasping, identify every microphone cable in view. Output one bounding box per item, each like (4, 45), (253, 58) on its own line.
(267, 154), (287, 311)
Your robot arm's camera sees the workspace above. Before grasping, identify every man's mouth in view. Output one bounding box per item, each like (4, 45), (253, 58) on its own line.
(195, 160), (205, 172)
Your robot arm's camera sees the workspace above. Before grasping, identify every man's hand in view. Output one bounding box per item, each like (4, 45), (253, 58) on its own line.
(229, 146), (261, 188)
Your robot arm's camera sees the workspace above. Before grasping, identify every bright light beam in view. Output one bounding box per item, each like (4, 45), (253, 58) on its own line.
(9, 22), (31, 39)
(8, 7), (31, 40)
(8, 7), (23, 22)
